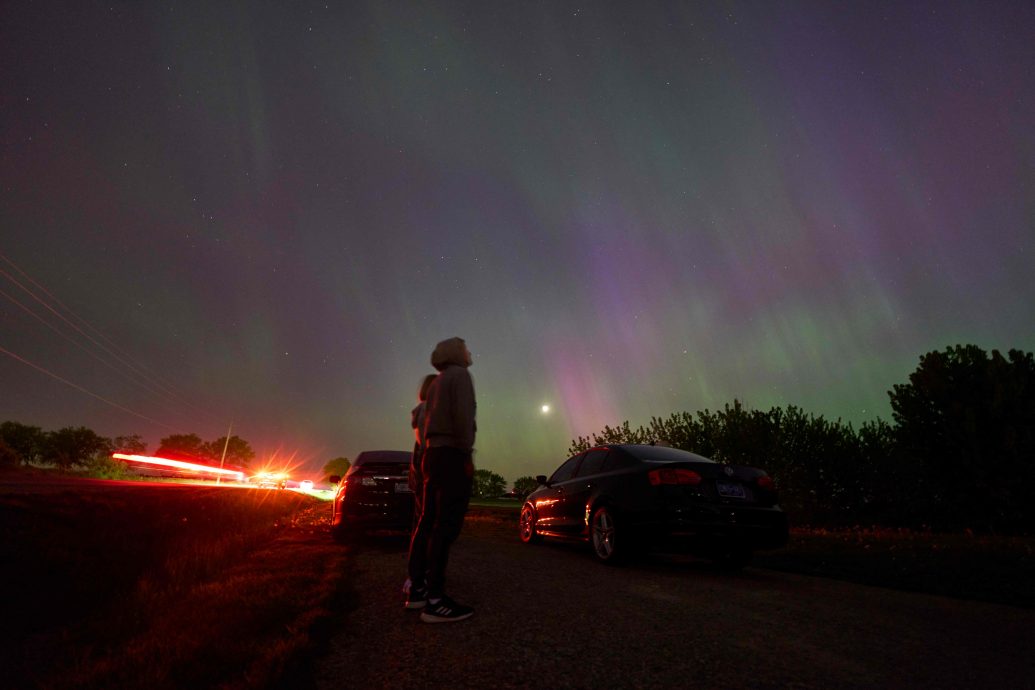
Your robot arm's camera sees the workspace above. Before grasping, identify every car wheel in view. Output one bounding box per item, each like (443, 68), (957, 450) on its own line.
(519, 503), (543, 544)
(590, 506), (625, 564)
(713, 546), (753, 570)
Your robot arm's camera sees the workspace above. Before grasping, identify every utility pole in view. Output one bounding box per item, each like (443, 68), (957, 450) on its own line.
(216, 423), (233, 484)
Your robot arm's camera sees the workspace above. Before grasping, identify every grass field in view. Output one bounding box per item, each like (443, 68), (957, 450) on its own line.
(3, 476), (1032, 688)
(1, 480), (345, 690)
(469, 497), (522, 509)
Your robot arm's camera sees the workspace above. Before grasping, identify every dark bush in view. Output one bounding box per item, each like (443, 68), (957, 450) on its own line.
(568, 344), (1034, 533)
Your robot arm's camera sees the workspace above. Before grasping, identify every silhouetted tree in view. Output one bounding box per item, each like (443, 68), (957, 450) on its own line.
(512, 475), (540, 499)
(0, 438), (19, 468)
(889, 345), (1035, 533)
(473, 469), (506, 498)
(569, 400), (898, 528)
(44, 426), (111, 468)
(322, 456), (351, 481)
(0, 421), (46, 465)
(569, 420), (651, 454)
(112, 434), (148, 454)
(202, 436), (254, 468)
(157, 433), (206, 458)
(852, 418), (902, 525)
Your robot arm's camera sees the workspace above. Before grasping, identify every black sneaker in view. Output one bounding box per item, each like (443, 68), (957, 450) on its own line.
(405, 585), (428, 609)
(420, 596), (474, 623)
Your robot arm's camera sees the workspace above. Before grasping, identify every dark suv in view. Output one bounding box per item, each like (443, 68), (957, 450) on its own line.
(330, 450), (414, 542)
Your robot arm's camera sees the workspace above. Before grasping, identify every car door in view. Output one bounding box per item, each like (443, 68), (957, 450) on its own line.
(557, 448), (609, 535)
(534, 454), (583, 532)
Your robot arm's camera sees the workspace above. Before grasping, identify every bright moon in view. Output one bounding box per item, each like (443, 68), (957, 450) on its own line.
(541, 404), (551, 414)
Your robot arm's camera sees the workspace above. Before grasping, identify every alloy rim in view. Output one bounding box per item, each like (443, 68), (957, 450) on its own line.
(592, 510), (614, 558)
(520, 506), (533, 540)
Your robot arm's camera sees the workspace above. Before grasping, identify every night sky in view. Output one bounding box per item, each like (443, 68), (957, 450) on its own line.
(2, 1), (1033, 482)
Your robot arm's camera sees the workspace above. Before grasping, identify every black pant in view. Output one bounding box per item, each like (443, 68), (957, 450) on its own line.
(407, 446), (473, 598)
(408, 442), (424, 532)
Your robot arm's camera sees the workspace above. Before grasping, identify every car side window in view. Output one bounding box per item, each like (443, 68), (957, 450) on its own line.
(601, 449), (634, 472)
(575, 449), (608, 477)
(549, 454), (583, 483)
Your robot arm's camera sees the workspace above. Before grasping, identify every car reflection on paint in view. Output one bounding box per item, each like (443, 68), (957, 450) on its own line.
(329, 450), (414, 543)
(519, 444), (789, 568)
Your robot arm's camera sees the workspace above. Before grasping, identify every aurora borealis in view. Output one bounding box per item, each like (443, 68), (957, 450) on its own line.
(2, 2), (1033, 482)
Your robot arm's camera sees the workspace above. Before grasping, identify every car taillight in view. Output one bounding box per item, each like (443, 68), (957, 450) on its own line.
(648, 468), (702, 486)
(757, 475), (776, 490)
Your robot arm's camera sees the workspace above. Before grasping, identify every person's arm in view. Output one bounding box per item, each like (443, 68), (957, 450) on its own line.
(452, 370), (476, 450)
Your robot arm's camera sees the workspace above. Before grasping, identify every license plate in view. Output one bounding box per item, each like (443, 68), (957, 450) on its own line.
(716, 481), (746, 499)
(395, 482), (412, 493)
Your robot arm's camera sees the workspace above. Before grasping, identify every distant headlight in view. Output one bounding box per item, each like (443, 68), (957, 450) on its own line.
(300, 480), (314, 490)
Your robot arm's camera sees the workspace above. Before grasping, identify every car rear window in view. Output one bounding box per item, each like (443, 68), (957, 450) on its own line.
(625, 445), (715, 464)
(352, 463), (408, 473)
(601, 449), (637, 472)
(354, 451), (412, 466)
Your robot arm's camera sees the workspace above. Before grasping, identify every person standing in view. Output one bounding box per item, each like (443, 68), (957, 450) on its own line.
(409, 373), (438, 516)
(405, 337), (476, 623)
(402, 373), (437, 598)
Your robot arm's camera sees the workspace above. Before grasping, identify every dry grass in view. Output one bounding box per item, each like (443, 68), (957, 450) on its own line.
(1, 482), (347, 689)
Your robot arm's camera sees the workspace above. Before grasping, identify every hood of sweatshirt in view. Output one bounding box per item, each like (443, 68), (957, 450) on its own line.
(430, 337), (469, 371)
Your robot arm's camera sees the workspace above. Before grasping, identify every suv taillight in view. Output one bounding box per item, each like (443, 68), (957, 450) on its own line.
(756, 475), (775, 490)
(648, 468), (702, 486)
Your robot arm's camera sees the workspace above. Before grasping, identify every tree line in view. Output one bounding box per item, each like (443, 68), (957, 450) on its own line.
(4, 344), (1031, 532)
(0, 425), (354, 485)
(0, 425), (256, 477)
(558, 345), (1034, 534)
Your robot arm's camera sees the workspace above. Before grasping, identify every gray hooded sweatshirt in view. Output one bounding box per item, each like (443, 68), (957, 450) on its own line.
(423, 337), (476, 451)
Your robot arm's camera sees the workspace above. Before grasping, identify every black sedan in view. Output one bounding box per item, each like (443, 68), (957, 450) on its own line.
(330, 450), (414, 542)
(519, 444), (788, 567)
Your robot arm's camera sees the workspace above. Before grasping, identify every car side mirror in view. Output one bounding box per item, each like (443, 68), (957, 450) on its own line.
(329, 475), (341, 484)
(535, 475), (549, 486)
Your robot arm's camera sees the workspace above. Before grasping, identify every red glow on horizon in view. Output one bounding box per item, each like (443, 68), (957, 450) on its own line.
(112, 453), (246, 482)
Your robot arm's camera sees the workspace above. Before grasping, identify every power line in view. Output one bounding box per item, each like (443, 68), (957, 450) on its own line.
(0, 262), (198, 410)
(0, 252), (229, 430)
(1, 288), (192, 420)
(0, 343), (178, 430)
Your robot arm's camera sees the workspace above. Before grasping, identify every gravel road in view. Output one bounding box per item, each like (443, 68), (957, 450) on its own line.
(313, 515), (1034, 689)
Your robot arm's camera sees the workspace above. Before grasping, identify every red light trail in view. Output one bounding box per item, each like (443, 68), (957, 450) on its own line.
(112, 453), (245, 481)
